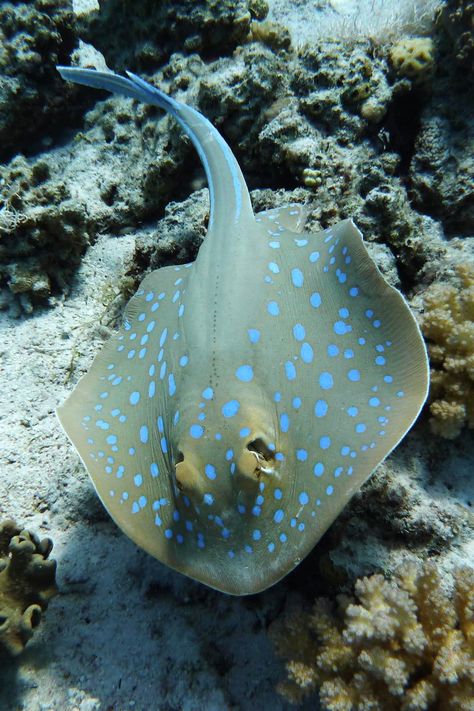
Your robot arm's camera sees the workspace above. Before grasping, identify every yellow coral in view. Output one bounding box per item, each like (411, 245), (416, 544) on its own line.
(272, 563), (474, 710)
(420, 264), (474, 438)
(390, 38), (434, 81)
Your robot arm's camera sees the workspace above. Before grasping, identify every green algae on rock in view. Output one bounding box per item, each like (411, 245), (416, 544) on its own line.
(0, 520), (58, 656)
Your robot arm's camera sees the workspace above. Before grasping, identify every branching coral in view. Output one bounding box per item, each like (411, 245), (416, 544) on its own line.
(0, 520), (58, 656)
(421, 265), (474, 439)
(272, 562), (474, 710)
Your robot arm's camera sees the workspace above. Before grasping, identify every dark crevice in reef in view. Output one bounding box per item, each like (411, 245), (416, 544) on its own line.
(382, 89), (425, 177)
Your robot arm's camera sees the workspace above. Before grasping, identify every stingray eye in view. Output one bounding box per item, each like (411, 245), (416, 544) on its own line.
(176, 450), (184, 464)
(238, 437), (277, 480)
(247, 438), (274, 463)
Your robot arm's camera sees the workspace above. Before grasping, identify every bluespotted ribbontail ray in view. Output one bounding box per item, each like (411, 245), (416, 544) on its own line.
(56, 66), (429, 595)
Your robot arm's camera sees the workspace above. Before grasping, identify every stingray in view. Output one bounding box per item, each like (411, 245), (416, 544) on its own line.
(56, 66), (429, 595)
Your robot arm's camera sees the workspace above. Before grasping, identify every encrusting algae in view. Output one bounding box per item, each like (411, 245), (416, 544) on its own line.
(0, 520), (57, 656)
(271, 562), (474, 710)
(421, 264), (474, 439)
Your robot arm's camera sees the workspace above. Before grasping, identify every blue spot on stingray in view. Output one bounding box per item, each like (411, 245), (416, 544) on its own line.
(168, 373), (176, 396)
(274, 488), (282, 500)
(106, 434), (117, 445)
(292, 397), (302, 409)
(285, 361), (296, 380)
(384, 375), (393, 383)
(268, 301), (280, 316)
(315, 399), (328, 417)
(319, 372), (334, 390)
(134, 474), (143, 487)
(150, 463), (159, 477)
(328, 344), (339, 357)
(293, 323), (305, 341)
(310, 292), (321, 308)
(190, 424), (204, 439)
(202, 387), (214, 400)
(274, 391), (281, 402)
(248, 329), (260, 343)
(160, 362), (167, 379)
(222, 400), (240, 418)
(375, 355), (386, 365)
(236, 365), (254, 382)
(268, 262), (280, 274)
(253, 529), (261, 541)
(348, 369), (361, 382)
(369, 397), (380, 407)
(205, 464), (216, 480)
(179, 355), (188, 367)
(326, 485), (334, 495)
(274, 509), (284, 523)
(320, 436), (331, 450)
(366, 309), (374, 318)
(373, 319), (381, 328)
(157, 416), (164, 433)
(129, 391), (140, 406)
(349, 287), (359, 297)
(314, 462), (324, 477)
(309, 251), (320, 262)
(160, 437), (168, 453)
(355, 423), (367, 433)
(269, 241), (280, 249)
(344, 349), (354, 359)
(159, 328), (168, 347)
(280, 533), (287, 543)
(334, 320), (352, 335)
(240, 427), (251, 438)
(268, 542), (275, 552)
(291, 268), (304, 287)
(296, 449), (308, 461)
(301, 342), (313, 363)
(347, 406), (358, 417)
(299, 491), (309, 505)
(280, 413), (290, 432)
(140, 425), (148, 444)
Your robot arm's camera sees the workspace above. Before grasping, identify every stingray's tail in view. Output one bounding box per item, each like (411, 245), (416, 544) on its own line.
(56, 66), (179, 116)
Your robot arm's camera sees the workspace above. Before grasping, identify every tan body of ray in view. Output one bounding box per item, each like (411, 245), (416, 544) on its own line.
(57, 67), (429, 595)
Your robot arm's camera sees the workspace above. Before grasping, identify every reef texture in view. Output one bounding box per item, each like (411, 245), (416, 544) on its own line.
(80, 0), (257, 71)
(272, 562), (474, 710)
(0, 520), (57, 656)
(0, 154), (90, 314)
(5, 1), (472, 313)
(421, 264), (474, 439)
(0, 0), (77, 161)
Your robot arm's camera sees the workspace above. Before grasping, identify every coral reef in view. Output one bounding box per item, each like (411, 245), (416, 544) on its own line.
(80, 0), (254, 71)
(421, 265), (474, 439)
(0, 520), (57, 656)
(0, 154), (89, 314)
(0, 0), (78, 161)
(437, 0), (474, 71)
(272, 562), (474, 710)
(389, 37), (435, 82)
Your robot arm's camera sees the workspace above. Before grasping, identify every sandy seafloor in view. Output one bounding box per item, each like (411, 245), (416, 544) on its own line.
(0, 0), (473, 709)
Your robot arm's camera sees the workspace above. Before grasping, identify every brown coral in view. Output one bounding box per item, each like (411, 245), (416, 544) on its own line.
(0, 520), (58, 655)
(272, 562), (474, 710)
(421, 265), (474, 439)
